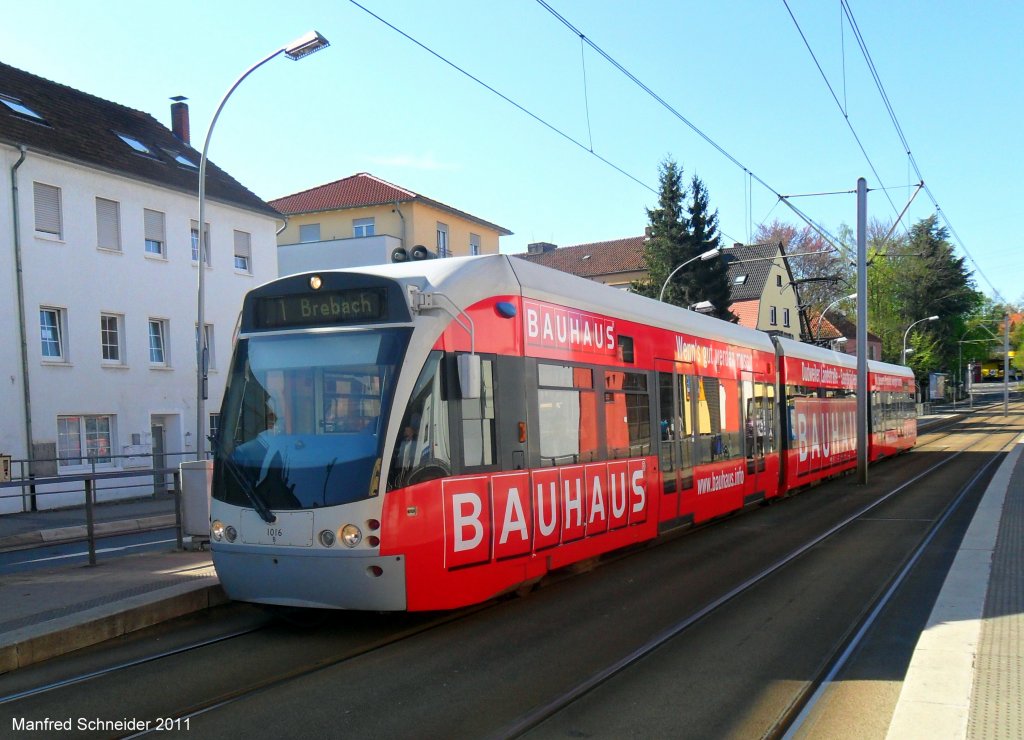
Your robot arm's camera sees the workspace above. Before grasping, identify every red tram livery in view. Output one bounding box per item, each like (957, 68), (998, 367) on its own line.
(209, 256), (916, 611)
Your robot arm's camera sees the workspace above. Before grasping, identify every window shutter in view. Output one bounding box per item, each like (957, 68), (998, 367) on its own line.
(96, 198), (121, 250)
(144, 209), (165, 242)
(34, 182), (62, 236)
(233, 230), (251, 271)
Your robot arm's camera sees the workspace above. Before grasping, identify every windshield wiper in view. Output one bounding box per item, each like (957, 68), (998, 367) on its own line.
(221, 452), (277, 524)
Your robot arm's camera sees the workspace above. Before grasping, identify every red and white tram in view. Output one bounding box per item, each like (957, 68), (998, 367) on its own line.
(209, 255), (916, 611)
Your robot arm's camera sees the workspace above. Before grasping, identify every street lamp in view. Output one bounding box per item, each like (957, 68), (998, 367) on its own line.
(901, 315), (939, 365)
(658, 245), (732, 303)
(196, 30), (330, 460)
(814, 292), (856, 340)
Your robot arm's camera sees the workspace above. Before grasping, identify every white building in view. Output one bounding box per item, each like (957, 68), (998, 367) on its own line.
(0, 61), (280, 511)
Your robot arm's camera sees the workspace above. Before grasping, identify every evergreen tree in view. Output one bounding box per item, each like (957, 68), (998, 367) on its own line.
(686, 175), (736, 322)
(632, 157), (691, 302)
(633, 159), (736, 322)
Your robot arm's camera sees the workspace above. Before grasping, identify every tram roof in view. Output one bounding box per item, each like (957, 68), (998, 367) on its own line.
(775, 336), (914, 378)
(330, 255), (776, 354)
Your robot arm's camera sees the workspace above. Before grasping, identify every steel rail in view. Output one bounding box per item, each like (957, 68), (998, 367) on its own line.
(496, 404), (1021, 738)
(0, 625), (263, 705)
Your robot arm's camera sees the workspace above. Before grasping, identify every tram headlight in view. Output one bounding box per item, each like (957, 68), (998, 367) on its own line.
(224, 526), (238, 543)
(211, 520), (225, 542)
(318, 529), (337, 548)
(340, 524), (363, 548)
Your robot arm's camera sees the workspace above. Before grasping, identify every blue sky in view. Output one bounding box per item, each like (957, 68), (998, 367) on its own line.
(4, 1), (1021, 303)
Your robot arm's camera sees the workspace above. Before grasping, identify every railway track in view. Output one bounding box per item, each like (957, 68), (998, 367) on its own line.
(1, 404), (1018, 738)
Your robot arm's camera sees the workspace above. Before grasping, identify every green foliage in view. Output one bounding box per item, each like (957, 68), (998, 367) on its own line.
(633, 157), (736, 322)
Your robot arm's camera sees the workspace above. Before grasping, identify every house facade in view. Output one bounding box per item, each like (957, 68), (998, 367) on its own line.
(0, 62), (279, 510)
(270, 173), (511, 273)
(516, 237), (800, 337)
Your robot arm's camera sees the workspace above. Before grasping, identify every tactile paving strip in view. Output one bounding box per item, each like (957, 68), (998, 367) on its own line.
(969, 457), (1024, 739)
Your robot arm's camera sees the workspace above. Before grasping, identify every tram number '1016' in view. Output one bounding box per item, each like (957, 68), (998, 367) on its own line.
(442, 459), (648, 568)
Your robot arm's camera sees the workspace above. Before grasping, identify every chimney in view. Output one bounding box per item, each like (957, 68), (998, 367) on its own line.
(644, 226), (652, 239)
(170, 96), (190, 145)
(527, 241), (557, 254)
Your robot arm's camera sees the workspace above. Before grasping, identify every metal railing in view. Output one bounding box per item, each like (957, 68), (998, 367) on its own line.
(0, 466), (187, 565)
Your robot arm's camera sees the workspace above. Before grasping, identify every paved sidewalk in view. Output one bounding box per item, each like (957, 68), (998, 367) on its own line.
(0, 549), (221, 673)
(887, 433), (1024, 739)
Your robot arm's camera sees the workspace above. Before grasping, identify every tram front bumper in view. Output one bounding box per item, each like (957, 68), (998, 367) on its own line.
(212, 545), (407, 611)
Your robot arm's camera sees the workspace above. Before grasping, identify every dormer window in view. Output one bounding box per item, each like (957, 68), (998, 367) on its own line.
(733, 274), (748, 285)
(116, 132), (156, 156)
(0, 93), (45, 122)
(163, 148), (197, 168)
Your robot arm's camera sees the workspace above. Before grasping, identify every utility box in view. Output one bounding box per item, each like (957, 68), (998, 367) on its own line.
(179, 460), (213, 539)
(0, 455), (10, 482)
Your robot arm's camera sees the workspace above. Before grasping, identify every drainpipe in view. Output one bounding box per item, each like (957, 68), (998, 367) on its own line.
(10, 145), (33, 476)
(392, 200), (406, 248)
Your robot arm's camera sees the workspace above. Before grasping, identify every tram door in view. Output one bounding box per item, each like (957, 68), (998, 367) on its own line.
(741, 373), (765, 492)
(656, 359), (695, 528)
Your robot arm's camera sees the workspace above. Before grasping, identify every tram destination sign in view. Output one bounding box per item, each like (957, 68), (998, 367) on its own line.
(254, 287), (387, 329)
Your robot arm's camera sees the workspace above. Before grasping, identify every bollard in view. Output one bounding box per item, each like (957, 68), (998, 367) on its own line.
(173, 470), (184, 551)
(84, 477), (97, 566)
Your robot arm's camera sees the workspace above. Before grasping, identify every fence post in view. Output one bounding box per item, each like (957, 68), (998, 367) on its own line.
(173, 470), (184, 551)
(84, 477), (97, 566)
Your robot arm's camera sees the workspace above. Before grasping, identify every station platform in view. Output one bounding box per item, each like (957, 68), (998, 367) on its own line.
(0, 427), (1020, 739)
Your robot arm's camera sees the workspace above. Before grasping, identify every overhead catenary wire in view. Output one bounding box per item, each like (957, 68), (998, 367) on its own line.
(531, 0), (850, 258)
(347, 0), (756, 245)
(837, 0), (1005, 303)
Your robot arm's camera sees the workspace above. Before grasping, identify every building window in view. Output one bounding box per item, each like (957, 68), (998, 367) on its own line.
(436, 222), (449, 258)
(58, 414), (113, 467)
(0, 92), (45, 121)
(190, 220), (211, 265)
(233, 230), (251, 272)
(148, 319), (169, 365)
(299, 223), (320, 242)
(733, 274), (748, 285)
(33, 182), (62, 238)
(95, 197), (121, 251)
(144, 209), (166, 256)
(209, 413), (221, 445)
(353, 218), (375, 237)
(195, 323), (215, 370)
(776, 275), (783, 287)
(100, 313), (125, 363)
(40, 307), (67, 361)
(115, 132), (155, 156)
(470, 233), (481, 256)
(769, 306), (778, 326)
(783, 308), (791, 328)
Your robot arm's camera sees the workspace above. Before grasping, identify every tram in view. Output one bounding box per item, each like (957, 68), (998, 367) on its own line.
(209, 255), (916, 611)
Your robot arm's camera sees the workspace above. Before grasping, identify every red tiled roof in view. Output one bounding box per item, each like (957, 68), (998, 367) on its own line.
(269, 172), (511, 235)
(269, 172), (414, 213)
(515, 236), (646, 278)
(729, 300), (761, 329)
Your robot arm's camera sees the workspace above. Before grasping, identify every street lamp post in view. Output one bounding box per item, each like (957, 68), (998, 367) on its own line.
(814, 292), (856, 340)
(195, 30), (329, 460)
(658, 245), (731, 304)
(901, 315), (939, 366)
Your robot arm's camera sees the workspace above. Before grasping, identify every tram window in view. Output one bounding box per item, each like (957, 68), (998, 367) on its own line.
(695, 377), (741, 463)
(618, 335), (635, 364)
(537, 363), (597, 467)
(461, 357), (496, 468)
(604, 371), (650, 459)
(387, 351), (451, 490)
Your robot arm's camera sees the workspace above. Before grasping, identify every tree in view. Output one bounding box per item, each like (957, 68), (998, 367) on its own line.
(867, 215), (983, 375)
(632, 157), (689, 303)
(633, 158), (735, 322)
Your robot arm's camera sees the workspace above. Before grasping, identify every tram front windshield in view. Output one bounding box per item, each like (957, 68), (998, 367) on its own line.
(212, 329), (409, 510)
